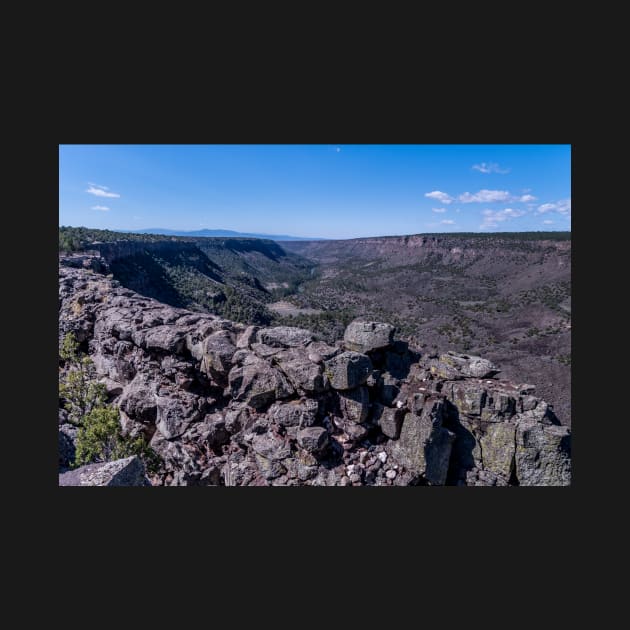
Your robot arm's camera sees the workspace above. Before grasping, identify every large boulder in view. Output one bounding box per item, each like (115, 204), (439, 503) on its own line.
(251, 433), (292, 461)
(344, 320), (395, 353)
(256, 326), (314, 348)
(324, 351), (372, 390)
(372, 403), (405, 439)
(387, 398), (455, 485)
(143, 325), (187, 354)
(156, 392), (204, 439)
(274, 348), (326, 393)
(118, 373), (158, 424)
(59, 456), (151, 486)
(338, 386), (370, 423)
(200, 330), (236, 382)
(228, 356), (295, 409)
(515, 421), (571, 486)
(478, 421), (517, 481)
(447, 381), (488, 416)
(268, 399), (319, 427)
(297, 427), (329, 455)
(439, 352), (499, 379)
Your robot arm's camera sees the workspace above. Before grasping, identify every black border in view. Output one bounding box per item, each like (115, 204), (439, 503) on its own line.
(20, 90), (593, 590)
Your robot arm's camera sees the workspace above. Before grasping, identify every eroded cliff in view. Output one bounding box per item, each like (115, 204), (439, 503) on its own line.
(58, 256), (570, 486)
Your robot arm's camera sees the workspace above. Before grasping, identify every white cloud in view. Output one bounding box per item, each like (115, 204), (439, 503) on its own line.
(425, 190), (454, 204)
(86, 184), (120, 198)
(459, 189), (511, 203)
(537, 198), (571, 215)
(91, 205), (110, 211)
(441, 219), (455, 224)
(432, 207), (447, 213)
(472, 162), (510, 174)
(556, 198), (571, 214)
(336, 147), (341, 153)
(518, 194), (537, 202)
(542, 220), (554, 224)
(479, 207), (526, 229)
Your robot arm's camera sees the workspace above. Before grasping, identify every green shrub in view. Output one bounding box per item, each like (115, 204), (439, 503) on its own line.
(59, 333), (107, 425)
(60, 332), (161, 473)
(74, 406), (160, 471)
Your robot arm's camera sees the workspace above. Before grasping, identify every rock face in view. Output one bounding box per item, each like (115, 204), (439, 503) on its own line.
(59, 456), (150, 486)
(58, 257), (571, 486)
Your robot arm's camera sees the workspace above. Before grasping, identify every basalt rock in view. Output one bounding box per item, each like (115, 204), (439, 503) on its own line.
(59, 456), (150, 486)
(58, 257), (570, 486)
(344, 320), (395, 354)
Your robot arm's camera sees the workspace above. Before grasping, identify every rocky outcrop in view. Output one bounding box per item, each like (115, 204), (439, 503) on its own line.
(59, 456), (150, 486)
(58, 257), (571, 486)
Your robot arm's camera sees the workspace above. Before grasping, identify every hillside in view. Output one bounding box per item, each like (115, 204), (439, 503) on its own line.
(283, 232), (571, 423)
(59, 228), (571, 424)
(60, 227), (315, 325)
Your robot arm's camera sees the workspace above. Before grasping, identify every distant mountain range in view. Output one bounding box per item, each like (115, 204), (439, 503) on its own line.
(115, 228), (324, 241)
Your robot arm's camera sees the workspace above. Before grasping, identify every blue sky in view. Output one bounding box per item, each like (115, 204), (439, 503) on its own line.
(59, 144), (571, 239)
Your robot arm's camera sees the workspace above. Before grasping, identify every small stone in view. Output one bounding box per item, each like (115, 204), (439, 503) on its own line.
(385, 469), (397, 480)
(378, 451), (388, 464)
(396, 400), (404, 409)
(349, 473), (362, 483)
(308, 352), (323, 364)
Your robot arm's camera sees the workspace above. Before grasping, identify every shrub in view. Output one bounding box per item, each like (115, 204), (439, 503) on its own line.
(74, 406), (161, 471)
(59, 333), (107, 425)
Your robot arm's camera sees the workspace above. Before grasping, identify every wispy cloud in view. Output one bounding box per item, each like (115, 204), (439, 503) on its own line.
(336, 147), (341, 153)
(432, 207), (447, 213)
(425, 190), (454, 204)
(472, 162), (510, 174)
(441, 219), (455, 224)
(542, 219), (554, 224)
(518, 194), (537, 202)
(86, 183), (120, 198)
(480, 207), (526, 229)
(91, 205), (110, 211)
(537, 198), (571, 215)
(459, 189), (511, 203)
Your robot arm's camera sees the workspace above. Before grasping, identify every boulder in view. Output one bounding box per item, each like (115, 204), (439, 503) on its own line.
(156, 393), (204, 439)
(59, 456), (150, 486)
(256, 326), (314, 348)
(448, 381), (487, 416)
(338, 386), (370, 423)
(324, 351), (372, 390)
(228, 356), (295, 409)
(200, 330), (236, 382)
(143, 325), (186, 354)
(118, 374), (158, 424)
(251, 433), (292, 461)
(387, 399), (455, 485)
(236, 325), (259, 348)
(515, 421), (571, 486)
(274, 348), (326, 393)
(439, 352), (499, 378)
(268, 399), (319, 427)
(297, 427), (329, 454)
(478, 421), (517, 481)
(372, 404), (405, 439)
(344, 320), (395, 353)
